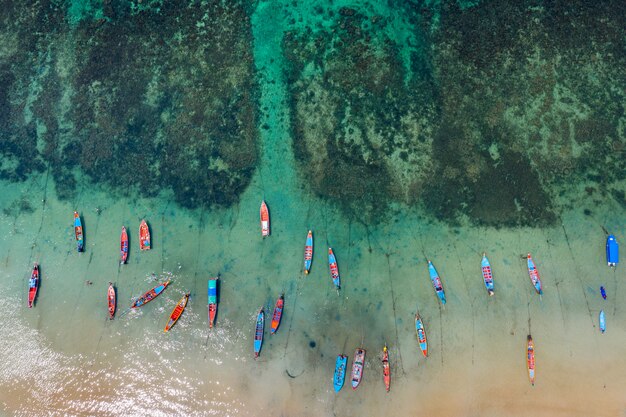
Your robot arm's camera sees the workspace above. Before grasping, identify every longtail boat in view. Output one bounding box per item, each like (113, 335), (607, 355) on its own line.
(481, 253), (495, 296)
(139, 220), (151, 251)
(260, 200), (270, 237)
(427, 260), (446, 304)
(208, 278), (218, 328)
(328, 248), (341, 291)
(164, 293), (190, 332)
(606, 234), (619, 267)
(599, 310), (606, 333)
(526, 254), (543, 295)
(130, 280), (170, 309)
(382, 345), (390, 392)
(74, 211), (84, 252)
(415, 313), (428, 357)
(351, 348), (365, 390)
(333, 355), (348, 392)
(303, 230), (313, 274)
(527, 335), (535, 385)
(270, 294), (284, 335)
(600, 286), (607, 300)
(28, 263), (39, 308)
(254, 308), (264, 358)
(108, 282), (116, 319)
(120, 226), (129, 264)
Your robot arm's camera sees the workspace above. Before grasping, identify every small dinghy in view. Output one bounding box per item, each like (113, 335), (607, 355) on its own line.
(254, 308), (264, 358)
(28, 263), (39, 308)
(481, 253), (495, 296)
(130, 280), (170, 309)
(527, 335), (535, 386)
(606, 235), (619, 267)
(208, 278), (218, 328)
(139, 220), (151, 251)
(350, 348), (366, 390)
(270, 294), (284, 335)
(164, 293), (190, 332)
(382, 345), (390, 392)
(600, 286), (607, 300)
(427, 260), (446, 304)
(74, 211), (84, 252)
(599, 310), (606, 333)
(108, 282), (116, 319)
(303, 230), (313, 274)
(260, 201), (270, 237)
(328, 248), (341, 291)
(120, 226), (129, 264)
(415, 313), (428, 357)
(333, 354), (348, 392)
(526, 254), (543, 295)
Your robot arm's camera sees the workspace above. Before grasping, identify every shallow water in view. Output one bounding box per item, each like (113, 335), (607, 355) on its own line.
(1, 1), (625, 416)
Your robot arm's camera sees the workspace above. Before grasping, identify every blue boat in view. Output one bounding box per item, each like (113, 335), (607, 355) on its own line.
(253, 308), (264, 358)
(606, 235), (619, 267)
(328, 248), (341, 291)
(599, 310), (606, 333)
(526, 254), (543, 295)
(74, 211), (84, 252)
(303, 230), (313, 275)
(481, 253), (495, 296)
(333, 354), (348, 392)
(427, 261), (446, 304)
(600, 286), (607, 300)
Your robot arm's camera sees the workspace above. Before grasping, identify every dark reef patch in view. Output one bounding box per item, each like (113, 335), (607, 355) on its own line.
(0, 1), (258, 208)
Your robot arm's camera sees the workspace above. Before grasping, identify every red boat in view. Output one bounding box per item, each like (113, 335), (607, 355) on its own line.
(120, 226), (129, 264)
(260, 200), (270, 237)
(108, 282), (116, 319)
(527, 335), (535, 385)
(208, 277), (218, 328)
(270, 294), (284, 335)
(164, 293), (190, 332)
(139, 220), (151, 250)
(28, 263), (39, 308)
(382, 345), (390, 392)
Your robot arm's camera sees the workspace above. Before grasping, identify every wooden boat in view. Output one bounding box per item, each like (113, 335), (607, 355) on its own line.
(139, 220), (151, 251)
(208, 278), (218, 328)
(254, 308), (264, 358)
(600, 286), (607, 300)
(74, 211), (84, 252)
(350, 348), (365, 390)
(527, 335), (535, 385)
(526, 254), (543, 295)
(599, 310), (606, 333)
(415, 313), (428, 357)
(28, 263), (39, 308)
(481, 253), (495, 296)
(270, 294), (284, 335)
(382, 345), (390, 392)
(164, 293), (190, 332)
(260, 200), (270, 237)
(130, 280), (170, 308)
(120, 226), (129, 264)
(333, 354), (348, 392)
(328, 248), (341, 291)
(107, 282), (116, 319)
(606, 234), (619, 267)
(303, 230), (313, 274)
(427, 260), (446, 304)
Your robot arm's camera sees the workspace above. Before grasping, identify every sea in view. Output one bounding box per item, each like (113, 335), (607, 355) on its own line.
(1, 1), (625, 416)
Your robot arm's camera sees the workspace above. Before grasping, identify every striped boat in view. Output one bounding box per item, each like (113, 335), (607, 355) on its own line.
(382, 345), (390, 392)
(415, 313), (428, 357)
(254, 308), (264, 358)
(108, 282), (116, 319)
(131, 280), (170, 309)
(481, 253), (495, 296)
(164, 293), (190, 332)
(527, 335), (535, 385)
(427, 260), (446, 304)
(304, 230), (313, 274)
(208, 278), (218, 328)
(526, 254), (543, 295)
(328, 248), (341, 291)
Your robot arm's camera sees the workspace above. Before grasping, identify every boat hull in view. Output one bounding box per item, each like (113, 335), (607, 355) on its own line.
(260, 201), (270, 237)
(28, 263), (39, 308)
(481, 254), (494, 296)
(328, 248), (341, 290)
(351, 348), (365, 390)
(164, 293), (189, 332)
(415, 314), (428, 357)
(304, 230), (313, 274)
(382, 346), (390, 392)
(333, 355), (348, 392)
(131, 280), (170, 308)
(208, 278), (218, 328)
(74, 211), (84, 252)
(120, 226), (129, 264)
(599, 310), (606, 333)
(270, 295), (284, 335)
(427, 261), (446, 304)
(527, 336), (535, 385)
(139, 220), (151, 251)
(606, 235), (619, 267)
(527, 254), (543, 295)
(108, 283), (116, 319)
(254, 309), (264, 358)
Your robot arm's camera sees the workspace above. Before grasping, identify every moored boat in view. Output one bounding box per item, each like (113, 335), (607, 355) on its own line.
(74, 211), (84, 252)
(304, 230), (313, 274)
(164, 293), (190, 332)
(382, 345), (390, 392)
(120, 226), (129, 264)
(351, 348), (365, 390)
(28, 263), (39, 308)
(328, 248), (341, 291)
(600, 286), (607, 300)
(415, 313), (428, 357)
(527, 335), (535, 385)
(108, 282), (116, 319)
(139, 220), (151, 251)
(599, 310), (606, 333)
(333, 354), (348, 392)
(270, 294), (284, 335)
(208, 278), (218, 328)
(481, 253), (495, 296)
(526, 254), (543, 295)
(130, 280), (170, 308)
(606, 235), (619, 267)
(260, 200), (270, 237)
(427, 260), (446, 304)
(254, 308), (264, 358)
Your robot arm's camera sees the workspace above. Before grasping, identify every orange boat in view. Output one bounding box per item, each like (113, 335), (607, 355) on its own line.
(260, 200), (270, 237)
(164, 293), (190, 332)
(527, 335), (535, 385)
(108, 282), (116, 319)
(382, 345), (390, 392)
(120, 226), (129, 264)
(139, 220), (151, 250)
(270, 294), (284, 335)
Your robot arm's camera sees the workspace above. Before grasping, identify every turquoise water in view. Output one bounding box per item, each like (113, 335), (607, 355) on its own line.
(1, 1), (625, 416)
